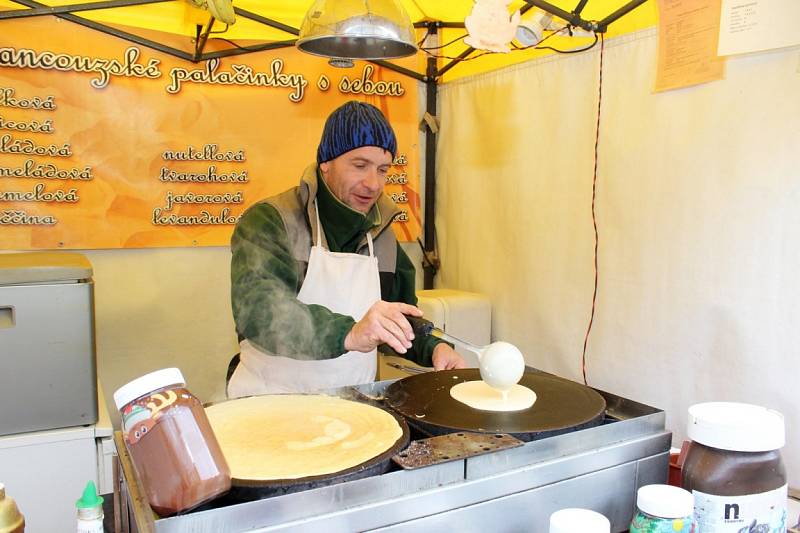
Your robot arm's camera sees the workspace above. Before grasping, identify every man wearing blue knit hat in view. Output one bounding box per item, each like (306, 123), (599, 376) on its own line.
(228, 101), (464, 396)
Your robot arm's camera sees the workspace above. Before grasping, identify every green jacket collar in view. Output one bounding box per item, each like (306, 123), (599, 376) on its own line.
(297, 164), (399, 253)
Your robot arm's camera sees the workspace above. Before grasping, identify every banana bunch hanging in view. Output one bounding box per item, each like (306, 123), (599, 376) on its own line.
(188, 0), (236, 25)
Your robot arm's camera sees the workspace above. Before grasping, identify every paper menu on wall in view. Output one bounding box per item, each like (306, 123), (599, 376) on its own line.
(655, 0), (726, 92)
(718, 0), (800, 56)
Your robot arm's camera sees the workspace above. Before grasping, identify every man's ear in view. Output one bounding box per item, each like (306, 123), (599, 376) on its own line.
(319, 161), (329, 177)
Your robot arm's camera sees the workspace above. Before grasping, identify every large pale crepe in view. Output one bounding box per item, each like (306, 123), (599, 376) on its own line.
(205, 395), (403, 481)
(450, 381), (537, 412)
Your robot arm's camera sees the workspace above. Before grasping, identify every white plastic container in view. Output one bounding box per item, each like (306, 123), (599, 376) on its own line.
(630, 484), (693, 532)
(549, 508), (610, 533)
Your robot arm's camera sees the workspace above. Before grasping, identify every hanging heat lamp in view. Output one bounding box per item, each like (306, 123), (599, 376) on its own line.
(296, 0), (418, 61)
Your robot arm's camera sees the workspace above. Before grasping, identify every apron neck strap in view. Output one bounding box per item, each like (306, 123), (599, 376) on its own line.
(314, 199), (323, 247)
(313, 199), (375, 257)
(366, 231), (374, 257)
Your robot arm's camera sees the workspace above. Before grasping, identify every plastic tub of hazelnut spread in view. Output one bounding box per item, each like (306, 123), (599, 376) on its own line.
(682, 402), (787, 532)
(114, 368), (231, 516)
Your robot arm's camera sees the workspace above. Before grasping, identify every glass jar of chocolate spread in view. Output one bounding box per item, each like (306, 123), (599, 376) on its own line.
(682, 402), (787, 532)
(114, 368), (231, 516)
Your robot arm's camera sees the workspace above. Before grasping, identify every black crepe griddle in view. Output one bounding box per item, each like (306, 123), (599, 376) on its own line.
(200, 396), (410, 504)
(385, 369), (606, 442)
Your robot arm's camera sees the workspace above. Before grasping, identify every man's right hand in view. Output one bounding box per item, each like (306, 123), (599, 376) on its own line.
(344, 301), (422, 354)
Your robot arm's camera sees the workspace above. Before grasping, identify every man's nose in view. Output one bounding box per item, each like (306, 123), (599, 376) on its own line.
(363, 169), (382, 191)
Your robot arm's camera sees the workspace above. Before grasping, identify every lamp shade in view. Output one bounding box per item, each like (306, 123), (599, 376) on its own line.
(296, 0), (418, 60)
(515, 12), (553, 47)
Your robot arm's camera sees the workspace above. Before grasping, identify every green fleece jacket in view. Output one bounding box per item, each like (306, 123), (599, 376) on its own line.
(230, 164), (442, 366)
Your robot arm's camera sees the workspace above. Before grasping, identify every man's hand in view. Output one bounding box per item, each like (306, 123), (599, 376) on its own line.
(432, 343), (467, 370)
(344, 301), (422, 354)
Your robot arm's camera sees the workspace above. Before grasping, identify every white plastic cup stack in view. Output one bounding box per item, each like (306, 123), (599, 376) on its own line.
(549, 508), (611, 533)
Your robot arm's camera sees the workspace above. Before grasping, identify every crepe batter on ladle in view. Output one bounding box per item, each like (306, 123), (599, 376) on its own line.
(409, 317), (536, 412)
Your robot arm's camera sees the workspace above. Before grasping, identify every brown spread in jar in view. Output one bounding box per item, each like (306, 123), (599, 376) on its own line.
(682, 442), (786, 496)
(681, 402), (787, 531)
(115, 369), (231, 516)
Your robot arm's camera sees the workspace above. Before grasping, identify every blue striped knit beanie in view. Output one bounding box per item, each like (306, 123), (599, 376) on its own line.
(317, 101), (397, 164)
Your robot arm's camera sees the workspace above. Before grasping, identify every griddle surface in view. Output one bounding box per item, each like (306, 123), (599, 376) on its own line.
(386, 369), (606, 438)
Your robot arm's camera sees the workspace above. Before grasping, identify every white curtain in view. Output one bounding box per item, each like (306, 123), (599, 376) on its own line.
(436, 29), (800, 485)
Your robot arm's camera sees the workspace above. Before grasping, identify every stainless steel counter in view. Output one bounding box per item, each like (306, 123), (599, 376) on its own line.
(114, 378), (670, 532)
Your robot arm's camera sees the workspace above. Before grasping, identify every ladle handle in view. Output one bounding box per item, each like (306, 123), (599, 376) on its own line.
(406, 315), (435, 336)
(436, 332), (485, 360)
(377, 315), (435, 358)
(406, 315), (487, 358)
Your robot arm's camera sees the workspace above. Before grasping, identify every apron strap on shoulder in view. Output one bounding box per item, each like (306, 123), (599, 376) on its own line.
(313, 199), (322, 247)
(366, 231), (374, 257)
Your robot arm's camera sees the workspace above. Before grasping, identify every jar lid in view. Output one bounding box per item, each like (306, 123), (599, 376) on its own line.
(687, 402), (785, 452)
(636, 484), (693, 518)
(549, 508), (610, 533)
(113, 368), (185, 411)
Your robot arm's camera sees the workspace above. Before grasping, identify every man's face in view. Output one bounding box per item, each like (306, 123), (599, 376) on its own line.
(319, 146), (393, 213)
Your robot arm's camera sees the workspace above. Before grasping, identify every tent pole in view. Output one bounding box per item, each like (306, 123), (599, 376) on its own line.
(436, 46), (474, 79)
(194, 18), (214, 61)
(572, 0), (590, 17)
(422, 24), (439, 290)
(7, 0), (194, 61)
(368, 60), (427, 82)
(233, 7), (299, 36)
(522, 0), (597, 32)
(199, 41), (296, 61)
(595, 0), (648, 32)
(0, 0), (169, 20)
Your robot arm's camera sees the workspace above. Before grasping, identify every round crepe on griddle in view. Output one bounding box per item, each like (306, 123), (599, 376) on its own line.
(205, 395), (403, 481)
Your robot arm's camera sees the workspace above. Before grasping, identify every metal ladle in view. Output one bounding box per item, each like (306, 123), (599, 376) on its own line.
(407, 316), (525, 392)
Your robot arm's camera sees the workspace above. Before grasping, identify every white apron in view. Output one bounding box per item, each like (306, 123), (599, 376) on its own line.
(228, 205), (381, 397)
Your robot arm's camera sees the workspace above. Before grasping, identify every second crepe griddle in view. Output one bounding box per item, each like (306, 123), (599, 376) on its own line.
(202, 395), (410, 503)
(385, 369), (607, 441)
